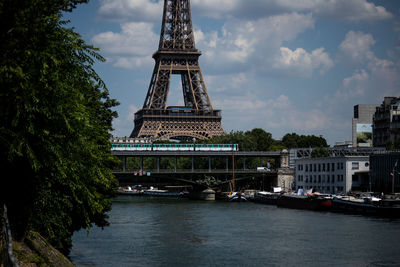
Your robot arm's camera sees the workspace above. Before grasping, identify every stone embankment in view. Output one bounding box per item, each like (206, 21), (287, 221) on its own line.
(12, 231), (74, 267)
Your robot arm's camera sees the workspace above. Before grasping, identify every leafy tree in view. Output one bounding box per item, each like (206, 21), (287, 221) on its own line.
(244, 128), (273, 151)
(311, 147), (330, 158)
(0, 0), (118, 254)
(282, 133), (328, 149)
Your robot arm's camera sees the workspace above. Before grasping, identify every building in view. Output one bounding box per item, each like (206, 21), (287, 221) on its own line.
(373, 97), (400, 147)
(294, 156), (370, 194)
(370, 151), (400, 193)
(352, 104), (379, 147)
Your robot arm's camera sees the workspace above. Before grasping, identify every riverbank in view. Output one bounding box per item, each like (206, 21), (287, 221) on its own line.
(12, 231), (74, 267)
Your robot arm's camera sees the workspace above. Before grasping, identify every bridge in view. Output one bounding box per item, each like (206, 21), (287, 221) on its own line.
(112, 150), (283, 173)
(111, 150), (290, 190)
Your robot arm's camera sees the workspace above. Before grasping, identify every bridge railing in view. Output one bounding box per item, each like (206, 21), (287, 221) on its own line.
(1, 204), (20, 267)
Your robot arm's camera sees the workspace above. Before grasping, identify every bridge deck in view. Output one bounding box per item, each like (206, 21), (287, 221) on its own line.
(112, 151), (282, 157)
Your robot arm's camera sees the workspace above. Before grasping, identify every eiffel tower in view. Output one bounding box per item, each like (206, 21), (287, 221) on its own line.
(130, 0), (225, 140)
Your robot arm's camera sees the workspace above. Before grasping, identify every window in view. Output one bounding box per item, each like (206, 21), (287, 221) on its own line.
(352, 162), (359, 170)
(318, 164), (321, 172)
(318, 175), (321, 183)
(323, 163), (326, 172)
(327, 175), (330, 183)
(327, 163), (330, 172)
(332, 163), (335, 171)
(314, 164), (317, 172)
(332, 175), (335, 183)
(306, 164), (308, 172)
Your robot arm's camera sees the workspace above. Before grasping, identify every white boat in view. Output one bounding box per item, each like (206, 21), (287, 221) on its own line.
(143, 186), (187, 197)
(117, 186), (143, 195)
(227, 192), (247, 202)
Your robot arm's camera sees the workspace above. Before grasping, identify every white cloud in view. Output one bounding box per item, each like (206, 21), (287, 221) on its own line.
(191, 0), (392, 22)
(214, 94), (330, 135)
(338, 69), (369, 98)
(196, 13), (316, 75)
(367, 56), (400, 97)
(98, 0), (163, 22)
(93, 22), (157, 56)
(112, 104), (140, 137)
(97, 0), (392, 23)
(335, 30), (400, 101)
(274, 47), (334, 77)
(92, 22), (158, 69)
(338, 31), (375, 65)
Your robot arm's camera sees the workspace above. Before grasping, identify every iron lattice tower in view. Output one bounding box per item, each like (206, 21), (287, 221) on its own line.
(130, 0), (225, 140)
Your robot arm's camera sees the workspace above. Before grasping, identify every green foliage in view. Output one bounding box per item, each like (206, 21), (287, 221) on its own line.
(195, 176), (220, 188)
(204, 128), (273, 151)
(282, 133), (328, 149)
(310, 147), (330, 158)
(0, 0), (118, 255)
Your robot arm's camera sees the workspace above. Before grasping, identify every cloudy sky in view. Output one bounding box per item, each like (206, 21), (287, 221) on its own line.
(64, 0), (400, 145)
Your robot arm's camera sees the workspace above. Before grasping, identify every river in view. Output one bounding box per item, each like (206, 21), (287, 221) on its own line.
(70, 196), (400, 266)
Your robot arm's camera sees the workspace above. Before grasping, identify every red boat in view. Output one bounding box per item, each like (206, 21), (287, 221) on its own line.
(276, 194), (332, 211)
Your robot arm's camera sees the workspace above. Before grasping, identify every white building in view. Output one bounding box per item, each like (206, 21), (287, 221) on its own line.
(294, 156), (370, 194)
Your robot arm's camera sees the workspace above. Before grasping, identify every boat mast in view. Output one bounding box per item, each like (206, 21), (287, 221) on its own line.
(232, 149), (235, 192)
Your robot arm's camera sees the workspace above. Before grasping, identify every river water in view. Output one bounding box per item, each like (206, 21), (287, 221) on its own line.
(70, 196), (400, 266)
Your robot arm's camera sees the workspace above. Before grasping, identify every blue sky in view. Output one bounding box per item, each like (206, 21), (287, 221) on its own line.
(64, 0), (400, 145)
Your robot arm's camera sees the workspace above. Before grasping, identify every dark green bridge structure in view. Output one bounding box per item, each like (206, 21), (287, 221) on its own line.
(112, 150), (291, 191)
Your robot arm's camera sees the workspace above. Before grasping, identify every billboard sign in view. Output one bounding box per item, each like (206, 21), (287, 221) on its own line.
(356, 123), (372, 147)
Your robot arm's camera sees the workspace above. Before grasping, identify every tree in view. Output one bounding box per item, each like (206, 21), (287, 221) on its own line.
(0, 0), (118, 254)
(282, 133), (328, 149)
(245, 128), (274, 151)
(311, 147), (330, 158)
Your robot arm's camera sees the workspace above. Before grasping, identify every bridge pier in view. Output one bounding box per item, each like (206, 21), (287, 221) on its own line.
(122, 156), (126, 172)
(243, 157), (246, 170)
(174, 156), (177, 172)
(140, 156), (143, 172)
(208, 156), (211, 172)
(192, 156), (194, 172)
(157, 157), (160, 172)
(226, 156), (228, 172)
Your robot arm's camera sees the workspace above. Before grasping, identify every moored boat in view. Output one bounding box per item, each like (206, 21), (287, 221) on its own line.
(276, 193), (332, 211)
(332, 196), (400, 218)
(143, 186), (189, 197)
(252, 191), (280, 205)
(117, 186), (143, 195)
(227, 192), (247, 202)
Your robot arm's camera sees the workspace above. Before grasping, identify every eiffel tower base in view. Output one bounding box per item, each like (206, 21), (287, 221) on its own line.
(130, 109), (225, 140)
